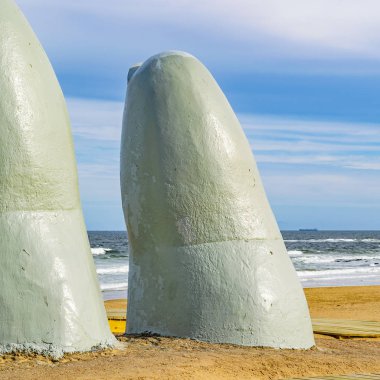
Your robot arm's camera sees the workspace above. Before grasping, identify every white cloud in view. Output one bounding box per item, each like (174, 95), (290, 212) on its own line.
(16, 0), (380, 74)
(263, 171), (380, 208)
(240, 114), (380, 171)
(67, 98), (124, 141)
(66, 98), (123, 203)
(66, 97), (380, 174)
(65, 96), (380, 228)
(345, 162), (380, 171)
(241, 114), (380, 138)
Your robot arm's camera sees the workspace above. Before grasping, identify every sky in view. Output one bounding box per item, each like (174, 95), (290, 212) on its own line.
(17, 0), (380, 230)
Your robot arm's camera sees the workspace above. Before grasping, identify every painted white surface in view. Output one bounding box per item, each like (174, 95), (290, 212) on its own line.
(0, 0), (115, 357)
(121, 51), (314, 348)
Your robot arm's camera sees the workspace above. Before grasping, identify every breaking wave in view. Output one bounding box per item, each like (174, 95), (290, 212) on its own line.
(91, 247), (113, 255)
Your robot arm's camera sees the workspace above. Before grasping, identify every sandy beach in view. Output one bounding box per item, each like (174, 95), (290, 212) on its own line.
(0, 285), (379, 379)
(2, 1), (379, 379)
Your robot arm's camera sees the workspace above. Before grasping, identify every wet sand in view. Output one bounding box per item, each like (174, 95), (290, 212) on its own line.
(0, 285), (379, 380)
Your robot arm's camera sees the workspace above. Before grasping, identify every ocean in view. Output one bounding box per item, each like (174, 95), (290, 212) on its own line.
(88, 230), (380, 300)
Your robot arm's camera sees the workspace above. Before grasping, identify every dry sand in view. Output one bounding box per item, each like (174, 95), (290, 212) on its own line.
(304, 286), (380, 321)
(0, 285), (379, 380)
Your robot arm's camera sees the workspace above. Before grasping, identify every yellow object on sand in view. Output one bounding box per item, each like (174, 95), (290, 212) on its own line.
(105, 299), (127, 334)
(108, 319), (126, 334)
(104, 299), (380, 338)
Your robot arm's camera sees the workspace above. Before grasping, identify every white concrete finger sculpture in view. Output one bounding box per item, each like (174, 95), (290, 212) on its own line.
(121, 51), (315, 349)
(0, 0), (115, 357)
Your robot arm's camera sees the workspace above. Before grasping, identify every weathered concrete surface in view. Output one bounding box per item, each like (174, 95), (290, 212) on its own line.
(0, 0), (115, 357)
(121, 51), (315, 349)
(121, 52), (315, 347)
(127, 63), (142, 83)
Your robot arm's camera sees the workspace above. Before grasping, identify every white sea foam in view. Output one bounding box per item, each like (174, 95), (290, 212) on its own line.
(299, 274), (380, 288)
(294, 255), (338, 264)
(284, 238), (380, 243)
(100, 282), (128, 291)
(333, 254), (380, 261)
(297, 266), (380, 278)
(324, 238), (356, 242)
(91, 247), (112, 255)
(89, 231), (380, 292)
(285, 239), (356, 243)
(291, 254), (380, 264)
(97, 265), (129, 275)
(287, 250), (303, 256)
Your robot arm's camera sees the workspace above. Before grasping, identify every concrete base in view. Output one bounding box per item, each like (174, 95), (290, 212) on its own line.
(122, 51), (315, 349)
(0, 0), (116, 355)
(0, 210), (116, 357)
(127, 239), (314, 349)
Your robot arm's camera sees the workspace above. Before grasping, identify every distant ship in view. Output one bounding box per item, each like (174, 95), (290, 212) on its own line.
(299, 228), (318, 231)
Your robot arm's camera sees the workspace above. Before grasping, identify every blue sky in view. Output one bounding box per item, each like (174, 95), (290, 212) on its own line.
(18, 0), (380, 230)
